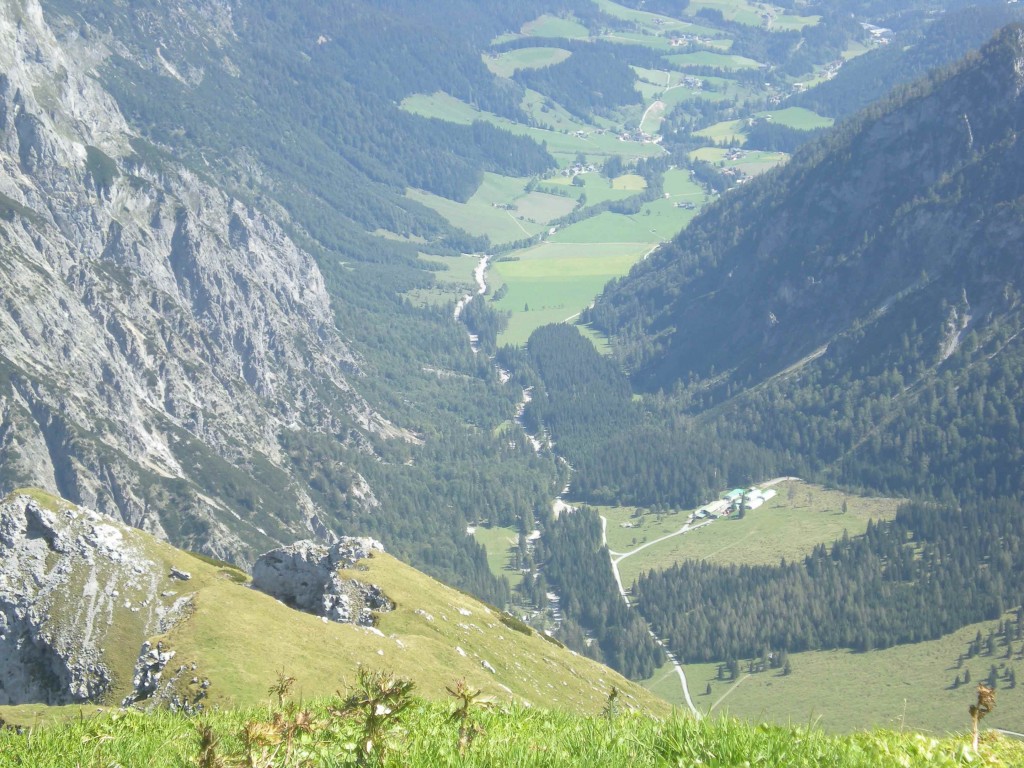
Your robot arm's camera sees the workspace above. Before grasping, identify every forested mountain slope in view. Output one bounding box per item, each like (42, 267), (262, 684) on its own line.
(588, 26), (1024, 502)
(0, 0), (576, 593)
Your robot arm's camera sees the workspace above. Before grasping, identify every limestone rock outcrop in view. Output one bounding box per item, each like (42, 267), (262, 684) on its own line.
(0, 493), (191, 705)
(252, 538), (394, 626)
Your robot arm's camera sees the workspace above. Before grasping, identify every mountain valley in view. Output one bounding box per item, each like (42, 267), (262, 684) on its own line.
(0, 0), (1023, 745)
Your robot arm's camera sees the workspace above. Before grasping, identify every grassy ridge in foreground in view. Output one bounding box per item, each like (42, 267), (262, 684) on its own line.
(2, 699), (1021, 767)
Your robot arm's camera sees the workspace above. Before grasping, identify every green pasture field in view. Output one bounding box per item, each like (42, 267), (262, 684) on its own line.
(612, 173), (647, 191)
(640, 100), (666, 133)
(770, 12), (820, 31)
(632, 66), (682, 88)
(662, 167), (707, 198)
(694, 117), (746, 144)
(667, 51), (763, 70)
(403, 253), (479, 309)
(595, 0), (689, 32)
(521, 13), (590, 39)
(574, 322), (614, 355)
(401, 91), (479, 124)
(492, 241), (652, 345)
(484, 47), (572, 78)
(685, 0), (787, 27)
(406, 177), (545, 246)
(611, 480), (901, 586)
(602, 30), (675, 51)
(843, 38), (872, 60)
(702, 37), (735, 50)
(402, 91), (666, 167)
(635, 80), (664, 102)
(549, 211), (661, 244)
(644, 612), (1024, 733)
(689, 147), (788, 175)
(539, 172), (645, 207)
(521, 88), (587, 132)
(514, 190), (577, 223)
(472, 523), (524, 589)
(760, 106), (834, 130)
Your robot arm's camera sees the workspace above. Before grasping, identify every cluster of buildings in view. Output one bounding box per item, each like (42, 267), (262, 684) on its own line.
(693, 486), (778, 519)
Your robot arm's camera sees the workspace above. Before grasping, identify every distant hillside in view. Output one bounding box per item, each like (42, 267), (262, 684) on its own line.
(587, 24), (1024, 502)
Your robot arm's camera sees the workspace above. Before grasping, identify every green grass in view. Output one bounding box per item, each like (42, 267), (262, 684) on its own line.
(549, 211), (660, 244)
(0, 492), (662, 721)
(689, 146), (789, 175)
(539, 172), (646, 207)
(666, 51), (763, 70)
(403, 253), (480, 309)
(521, 13), (590, 39)
(685, 0), (817, 28)
(602, 30), (675, 51)
(759, 106), (834, 130)
(611, 173), (647, 191)
(646, 612), (1024, 734)
(695, 106), (834, 147)
(406, 173), (547, 245)
(610, 480), (901, 586)
(492, 242), (653, 345)
(401, 92), (665, 166)
(472, 524), (524, 589)
(694, 117), (747, 144)
(594, 0), (690, 33)
(4, 699), (1023, 767)
(484, 47), (571, 78)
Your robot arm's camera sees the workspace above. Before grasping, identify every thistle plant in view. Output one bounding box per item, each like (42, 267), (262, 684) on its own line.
(446, 678), (493, 755)
(268, 670), (296, 709)
(968, 683), (996, 752)
(332, 667), (415, 765)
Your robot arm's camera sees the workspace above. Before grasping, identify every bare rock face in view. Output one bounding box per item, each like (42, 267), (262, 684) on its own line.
(252, 538), (394, 626)
(0, 0), (406, 564)
(0, 493), (191, 705)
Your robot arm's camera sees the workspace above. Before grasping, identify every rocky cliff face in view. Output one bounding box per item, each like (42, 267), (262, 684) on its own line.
(0, 0), (402, 562)
(0, 491), (193, 705)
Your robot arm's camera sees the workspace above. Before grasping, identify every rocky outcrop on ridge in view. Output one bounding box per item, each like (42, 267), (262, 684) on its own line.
(0, 492), (192, 705)
(252, 538), (394, 626)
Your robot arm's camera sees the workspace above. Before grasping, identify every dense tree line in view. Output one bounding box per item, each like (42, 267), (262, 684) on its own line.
(543, 506), (666, 679)
(514, 44), (644, 120)
(634, 499), (1024, 663)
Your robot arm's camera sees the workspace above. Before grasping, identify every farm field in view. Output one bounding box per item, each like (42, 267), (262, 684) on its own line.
(537, 172), (644, 207)
(549, 210), (662, 244)
(405, 182), (544, 244)
(595, 0), (690, 32)
(642, 612), (1024, 733)
(472, 523), (524, 589)
(667, 51), (763, 70)
(693, 108), (830, 145)
(484, 46), (572, 77)
(609, 480), (901, 586)
(401, 92), (665, 166)
(602, 30), (675, 51)
(761, 106), (834, 130)
(407, 172), (576, 246)
(403, 253), (479, 309)
(685, 0), (815, 29)
(694, 117), (746, 144)
(492, 241), (653, 345)
(690, 146), (788, 175)
(521, 13), (590, 39)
